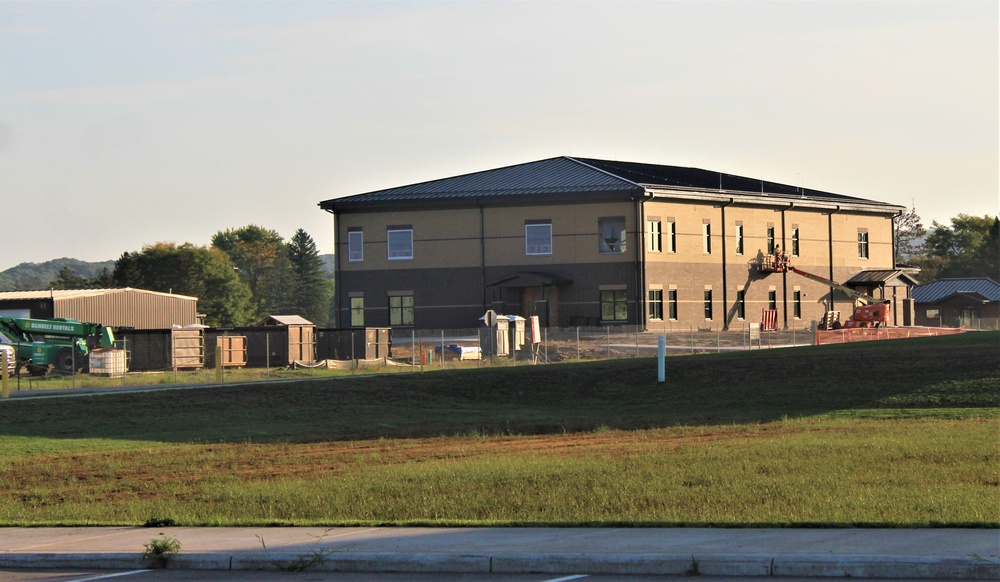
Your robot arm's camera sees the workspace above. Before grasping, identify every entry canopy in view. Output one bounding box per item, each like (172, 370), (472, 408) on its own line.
(485, 271), (572, 289)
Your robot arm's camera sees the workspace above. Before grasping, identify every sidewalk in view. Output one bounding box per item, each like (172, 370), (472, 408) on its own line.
(0, 527), (997, 578)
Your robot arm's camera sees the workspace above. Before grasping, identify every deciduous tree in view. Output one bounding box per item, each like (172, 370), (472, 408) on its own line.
(111, 243), (254, 326)
(913, 214), (1000, 280)
(211, 225), (291, 319)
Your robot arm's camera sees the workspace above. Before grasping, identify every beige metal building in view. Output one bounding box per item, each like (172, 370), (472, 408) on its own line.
(0, 288), (199, 330)
(320, 157), (909, 330)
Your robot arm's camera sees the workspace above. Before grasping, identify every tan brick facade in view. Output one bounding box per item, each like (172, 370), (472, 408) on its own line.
(322, 158), (906, 330)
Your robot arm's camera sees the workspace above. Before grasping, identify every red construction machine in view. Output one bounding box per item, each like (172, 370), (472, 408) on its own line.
(758, 253), (890, 329)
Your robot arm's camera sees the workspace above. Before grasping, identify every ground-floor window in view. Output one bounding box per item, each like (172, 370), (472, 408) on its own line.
(793, 290), (802, 319)
(704, 289), (713, 320)
(389, 294), (414, 326)
(648, 290), (663, 321)
(736, 290), (746, 320)
(600, 290), (628, 322)
(768, 289), (777, 310)
(350, 296), (364, 327)
(668, 290), (678, 320)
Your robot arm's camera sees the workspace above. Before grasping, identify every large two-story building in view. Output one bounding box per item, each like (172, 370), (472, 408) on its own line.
(320, 157), (911, 330)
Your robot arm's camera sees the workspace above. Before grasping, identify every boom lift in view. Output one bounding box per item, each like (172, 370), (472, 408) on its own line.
(0, 317), (116, 376)
(758, 253), (890, 329)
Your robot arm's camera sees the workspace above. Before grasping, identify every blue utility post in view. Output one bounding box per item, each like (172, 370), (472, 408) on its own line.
(657, 335), (665, 383)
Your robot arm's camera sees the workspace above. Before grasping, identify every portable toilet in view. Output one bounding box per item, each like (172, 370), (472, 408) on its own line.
(507, 315), (526, 351)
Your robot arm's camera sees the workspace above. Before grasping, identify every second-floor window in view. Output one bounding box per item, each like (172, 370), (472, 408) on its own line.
(791, 227), (800, 256)
(648, 220), (662, 252)
(598, 217), (627, 253)
(525, 222), (552, 255)
(667, 220), (677, 253)
(387, 228), (413, 260)
(767, 226), (776, 254)
(858, 230), (869, 259)
(735, 224), (744, 255)
(348, 230), (363, 262)
(702, 222), (712, 254)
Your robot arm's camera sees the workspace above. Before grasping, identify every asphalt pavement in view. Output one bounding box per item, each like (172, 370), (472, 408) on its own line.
(0, 527), (997, 579)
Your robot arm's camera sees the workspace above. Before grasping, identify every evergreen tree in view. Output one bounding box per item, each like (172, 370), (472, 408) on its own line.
(48, 266), (92, 289)
(286, 229), (332, 325)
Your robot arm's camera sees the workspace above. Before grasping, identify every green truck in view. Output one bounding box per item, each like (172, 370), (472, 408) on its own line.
(0, 316), (116, 376)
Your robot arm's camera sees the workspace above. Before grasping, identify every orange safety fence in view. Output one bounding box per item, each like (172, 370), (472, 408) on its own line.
(815, 326), (965, 345)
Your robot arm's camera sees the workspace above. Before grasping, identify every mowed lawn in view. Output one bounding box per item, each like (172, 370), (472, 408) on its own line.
(0, 332), (996, 527)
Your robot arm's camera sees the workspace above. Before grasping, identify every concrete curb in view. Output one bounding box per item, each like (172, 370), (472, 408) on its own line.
(0, 551), (997, 578)
(230, 552), (490, 573)
(771, 554), (1000, 580)
(490, 553), (695, 575)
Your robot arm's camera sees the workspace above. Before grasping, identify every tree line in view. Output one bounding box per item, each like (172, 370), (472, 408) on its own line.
(42, 212), (1000, 326)
(49, 226), (333, 327)
(893, 211), (999, 282)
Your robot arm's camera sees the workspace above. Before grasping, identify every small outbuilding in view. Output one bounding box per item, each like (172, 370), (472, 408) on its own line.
(0, 288), (199, 329)
(258, 315), (316, 365)
(912, 278), (1000, 329)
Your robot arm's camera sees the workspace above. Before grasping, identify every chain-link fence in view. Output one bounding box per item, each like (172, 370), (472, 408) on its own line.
(381, 324), (816, 370)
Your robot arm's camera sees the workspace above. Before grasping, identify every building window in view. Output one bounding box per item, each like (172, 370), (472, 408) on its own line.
(666, 220), (677, 253)
(348, 230), (363, 262)
(768, 289), (777, 310)
(350, 296), (364, 327)
(791, 227), (800, 257)
(648, 290), (663, 320)
(668, 290), (678, 320)
(702, 222), (712, 254)
(387, 228), (413, 260)
(389, 294), (414, 326)
(704, 289), (713, 320)
(858, 229), (869, 259)
(735, 224), (744, 255)
(767, 226), (776, 254)
(736, 290), (746, 320)
(598, 216), (627, 253)
(600, 290), (628, 322)
(525, 222), (552, 255)
(648, 220), (662, 253)
(793, 290), (802, 319)
(926, 309), (939, 318)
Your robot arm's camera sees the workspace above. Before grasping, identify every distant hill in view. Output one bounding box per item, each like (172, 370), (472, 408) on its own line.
(1, 255), (335, 291)
(321, 254), (335, 275)
(0, 258), (116, 291)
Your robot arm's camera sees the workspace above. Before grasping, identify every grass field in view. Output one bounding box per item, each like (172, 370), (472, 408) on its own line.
(0, 332), (996, 527)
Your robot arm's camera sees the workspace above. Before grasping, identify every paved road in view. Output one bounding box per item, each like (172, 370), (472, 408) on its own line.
(0, 527), (996, 579)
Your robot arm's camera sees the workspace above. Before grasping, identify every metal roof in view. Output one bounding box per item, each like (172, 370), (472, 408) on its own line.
(911, 278), (1000, 304)
(259, 315), (314, 326)
(0, 288), (198, 302)
(846, 270), (920, 286)
(320, 156), (900, 212)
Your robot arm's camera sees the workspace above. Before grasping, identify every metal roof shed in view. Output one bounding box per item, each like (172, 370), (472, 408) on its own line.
(0, 288), (199, 330)
(258, 315), (316, 366)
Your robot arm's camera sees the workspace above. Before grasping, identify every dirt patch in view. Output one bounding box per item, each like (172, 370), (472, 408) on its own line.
(1, 424), (825, 503)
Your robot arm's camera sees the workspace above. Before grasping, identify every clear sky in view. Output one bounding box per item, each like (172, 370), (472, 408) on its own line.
(2, 1), (997, 272)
